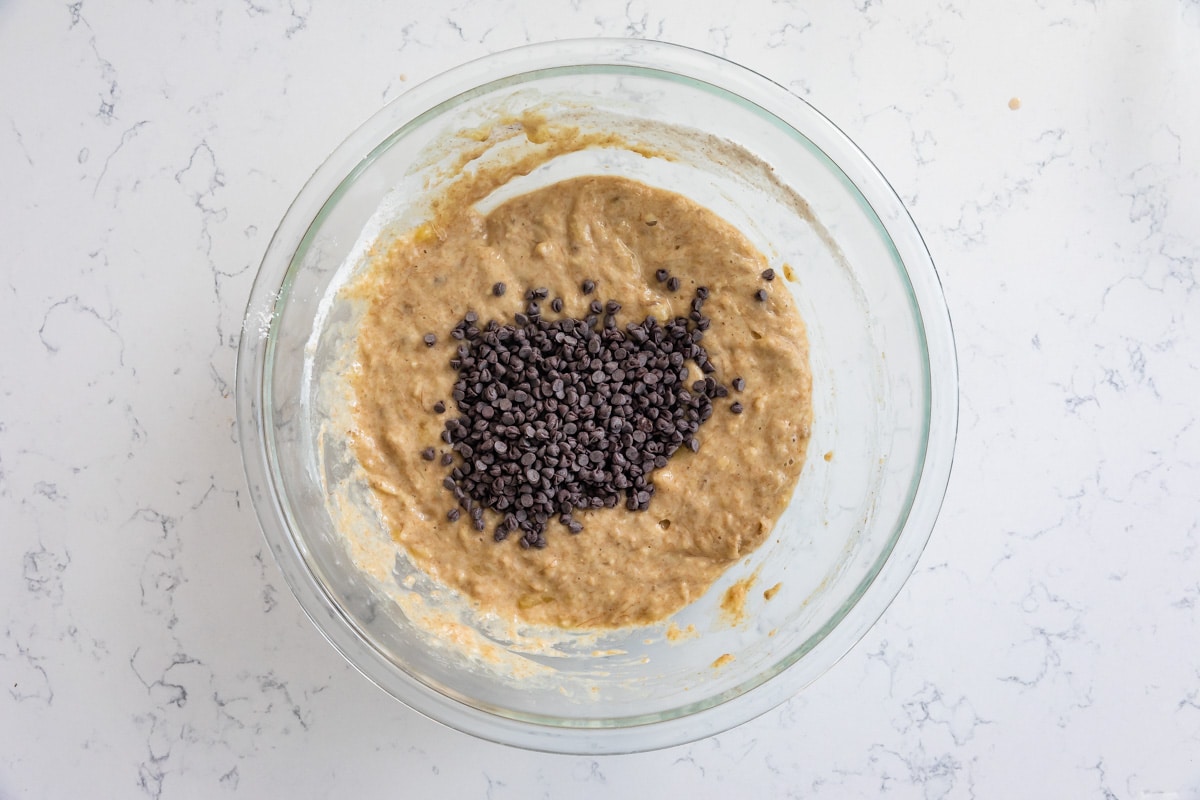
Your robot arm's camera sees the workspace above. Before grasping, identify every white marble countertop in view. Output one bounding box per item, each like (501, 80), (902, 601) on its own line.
(3, 1), (1198, 797)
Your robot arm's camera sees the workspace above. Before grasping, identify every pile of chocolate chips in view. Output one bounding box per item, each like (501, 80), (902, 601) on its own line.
(438, 279), (745, 549)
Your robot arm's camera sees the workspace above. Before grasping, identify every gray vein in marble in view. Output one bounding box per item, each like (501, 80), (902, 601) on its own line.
(174, 141), (228, 262)
(706, 26), (731, 56)
(8, 118), (33, 166)
(253, 549), (280, 614)
(285, 0), (311, 38)
(256, 671), (313, 732)
(23, 540), (71, 605)
(571, 760), (608, 784)
(66, 0), (84, 28)
(93, 120), (150, 198)
(622, 0), (662, 39)
(767, 20), (811, 48)
(38, 294), (126, 366)
(897, 684), (992, 747)
(1087, 758), (1122, 800)
(63, 3), (122, 128)
(219, 766), (239, 790)
(243, 0), (271, 17)
(395, 21), (431, 54)
(173, 139), (255, 404)
(131, 648), (202, 709)
(446, 15), (467, 41)
(5, 628), (55, 706)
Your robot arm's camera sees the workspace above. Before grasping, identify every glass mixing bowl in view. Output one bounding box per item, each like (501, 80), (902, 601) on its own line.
(236, 39), (957, 753)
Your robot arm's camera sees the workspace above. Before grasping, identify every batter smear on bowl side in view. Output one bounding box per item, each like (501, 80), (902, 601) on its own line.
(350, 175), (812, 629)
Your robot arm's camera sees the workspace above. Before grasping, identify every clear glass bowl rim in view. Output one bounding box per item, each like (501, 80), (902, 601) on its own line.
(236, 37), (959, 754)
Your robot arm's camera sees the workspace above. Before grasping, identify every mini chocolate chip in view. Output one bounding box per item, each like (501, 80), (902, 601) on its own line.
(754, 289), (768, 302)
(433, 400), (446, 414)
(493, 282), (507, 296)
(421, 447), (435, 461)
(696, 286), (709, 300)
(447, 508), (460, 522)
(581, 279), (595, 294)
(730, 402), (744, 414)
(437, 290), (730, 546)
(761, 268), (775, 281)
(423, 333), (436, 347)
(655, 269), (669, 283)
(551, 297), (564, 313)
(440, 452), (454, 466)
(667, 276), (681, 292)
(732, 377), (746, 392)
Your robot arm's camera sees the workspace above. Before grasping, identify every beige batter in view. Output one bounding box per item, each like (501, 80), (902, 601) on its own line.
(350, 174), (811, 629)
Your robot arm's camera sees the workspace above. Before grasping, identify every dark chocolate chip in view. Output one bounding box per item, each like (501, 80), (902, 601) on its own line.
(493, 282), (507, 296)
(667, 276), (681, 292)
(436, 289), (730, 546)
(754, 289), (768, 302)
(421, 447), (436, 461)
(581, 279), (595, 295)
(730, 402), (744, 414)
(761, 268), (775, 281)
(423, 333), (436, 347)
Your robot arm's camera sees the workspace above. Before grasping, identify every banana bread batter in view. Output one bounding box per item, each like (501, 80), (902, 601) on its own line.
(350, 174), (811, 629)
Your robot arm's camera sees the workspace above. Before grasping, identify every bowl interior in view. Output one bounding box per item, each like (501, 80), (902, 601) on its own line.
(240, 39), (954, 753)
